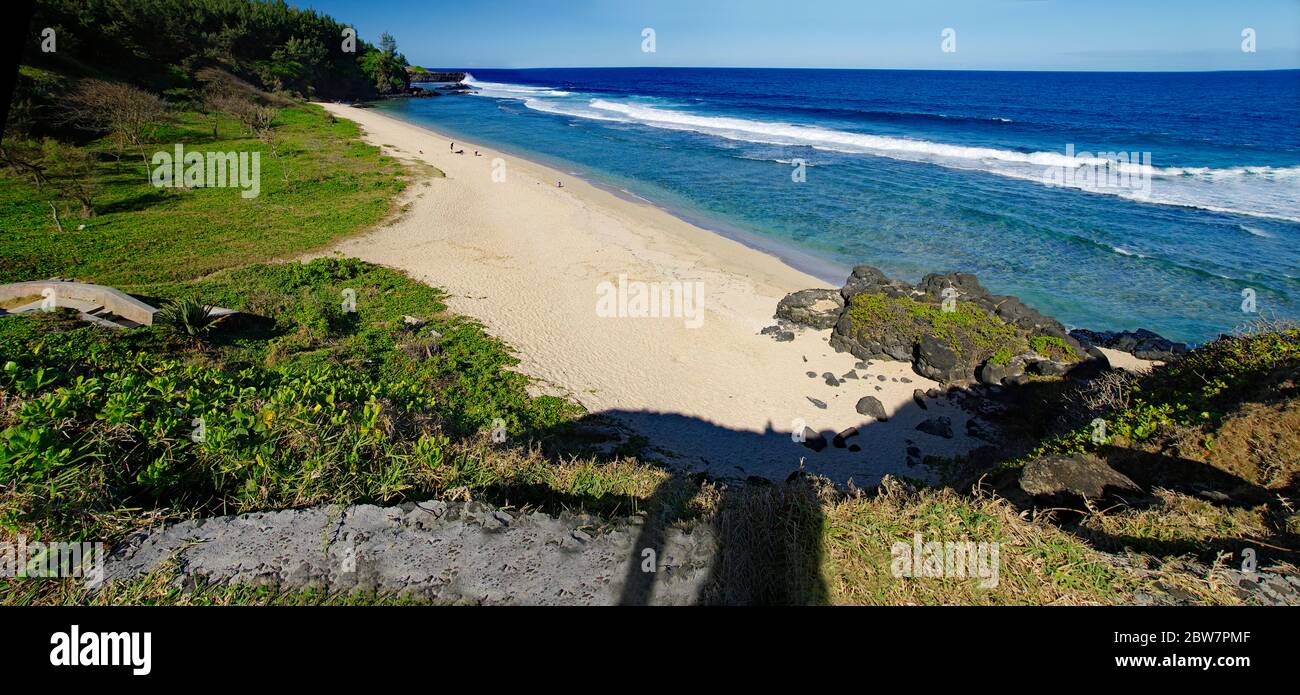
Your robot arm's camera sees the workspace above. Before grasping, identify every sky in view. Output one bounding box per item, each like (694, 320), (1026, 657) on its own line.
(298, 0), (1300, 71)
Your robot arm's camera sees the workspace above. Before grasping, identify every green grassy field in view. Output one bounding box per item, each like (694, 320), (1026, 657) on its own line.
(0, 104), (406, 287)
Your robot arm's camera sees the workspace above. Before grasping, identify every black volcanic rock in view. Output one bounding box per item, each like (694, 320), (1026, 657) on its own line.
(775, 288), (844, 329)
(915, 335), (964, 383)
(1069, 328), (1188, 361)
(915, 416), (954, 439)
(1019, 453), (1141, 504)
(840, 265), (912, 302)
(855, 396), (888, 420)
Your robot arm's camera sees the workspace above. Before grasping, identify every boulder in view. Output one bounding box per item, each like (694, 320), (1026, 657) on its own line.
(855, 396), (888, 421)
(775, 289), (844, 329)
(915, 416), (954, 439)
(977, 358), (1026, 386)
(1019, 453), (1141, 503)
(914, 334), (964, 383)
(1027, 358), (1069, 376)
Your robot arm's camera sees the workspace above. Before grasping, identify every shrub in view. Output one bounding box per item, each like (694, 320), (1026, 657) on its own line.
(155, 298), (228, 341)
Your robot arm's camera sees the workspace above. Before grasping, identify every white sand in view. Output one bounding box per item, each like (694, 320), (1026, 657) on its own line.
(314, 103), (984, 484)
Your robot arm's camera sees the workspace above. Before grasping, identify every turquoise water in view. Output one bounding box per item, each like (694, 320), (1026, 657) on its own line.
(376, 68), (1300, 344)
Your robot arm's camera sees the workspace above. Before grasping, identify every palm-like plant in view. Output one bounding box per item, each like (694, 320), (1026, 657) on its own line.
(156, 298), (227, 341)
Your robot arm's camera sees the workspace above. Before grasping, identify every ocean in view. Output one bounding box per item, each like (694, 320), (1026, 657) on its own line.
(376, 67), (1300, 344)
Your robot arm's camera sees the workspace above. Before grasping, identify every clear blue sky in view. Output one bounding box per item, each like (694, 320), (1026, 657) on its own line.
(298, 0), (1300, 71)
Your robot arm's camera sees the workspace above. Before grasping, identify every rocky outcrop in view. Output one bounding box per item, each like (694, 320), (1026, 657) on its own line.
(917, 272), (1069, 339)
(407, 70), (468, 83)
(774, 288), (844, 329)
(1069, 328), (1188, 361)
(778, 265), (1116, 384)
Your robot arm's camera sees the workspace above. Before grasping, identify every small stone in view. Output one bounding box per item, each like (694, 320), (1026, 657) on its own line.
(807, 397), (828, 409)
(806, 371), (817, 378)
(832, 427), (859, 448)
(877, 375), (887, 382)
(841, 371), (858, 380)
(912, 389), (928, 410)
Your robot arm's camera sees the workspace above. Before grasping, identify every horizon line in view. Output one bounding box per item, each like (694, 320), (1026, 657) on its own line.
(425, 65), (1300, 74)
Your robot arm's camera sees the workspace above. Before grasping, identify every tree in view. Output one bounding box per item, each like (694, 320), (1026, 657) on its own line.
(62, 79), (169, 170)
(41, 139), (100, 219)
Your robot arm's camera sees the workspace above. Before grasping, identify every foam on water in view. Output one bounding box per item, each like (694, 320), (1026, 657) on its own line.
(465, 79), (1300, 222)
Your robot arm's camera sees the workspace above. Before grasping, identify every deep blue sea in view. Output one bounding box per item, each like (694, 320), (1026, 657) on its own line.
(378, 68), (1300, 344)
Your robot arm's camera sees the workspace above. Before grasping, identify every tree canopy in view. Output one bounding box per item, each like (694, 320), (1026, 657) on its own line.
(24, 0), (412, 101)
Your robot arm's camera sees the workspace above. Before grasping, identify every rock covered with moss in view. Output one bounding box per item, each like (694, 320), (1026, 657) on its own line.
(778, 265), (1087, 383)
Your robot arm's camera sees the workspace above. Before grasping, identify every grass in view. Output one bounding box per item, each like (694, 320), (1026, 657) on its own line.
(1028, 334), (1080, 362)
(0, 258), (674, 544)
(820, 480), (1130, 604)
(0, 104), (408, 287)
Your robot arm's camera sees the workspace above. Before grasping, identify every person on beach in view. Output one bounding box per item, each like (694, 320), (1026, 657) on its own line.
(557, 180), (563, 188)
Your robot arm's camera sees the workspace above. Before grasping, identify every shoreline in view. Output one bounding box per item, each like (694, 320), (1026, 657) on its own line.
(367, 101), (853, 286)
(313, 101), (989, 483)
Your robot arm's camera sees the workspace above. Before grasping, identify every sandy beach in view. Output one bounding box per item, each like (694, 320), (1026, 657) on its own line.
(315, 102), (990, 483)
